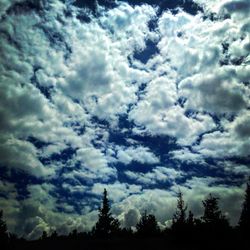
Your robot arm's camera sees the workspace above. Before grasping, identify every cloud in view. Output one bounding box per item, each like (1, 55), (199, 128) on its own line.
(130, 104), (216, 145)
(124, 208), (140, 229)
(179, 68), (249, 114)
(0, 0), (249, 239)
(59, 30), (114, 99)
(91, 182), (142, 202)
(0, 182), (99, 239)
(76, 147), (108, 169)
(112, 188), (178, 228)
(0, 0), (26, 17)
(177, 176), (245, 225)
(219, 161), (250, 175)
(193, 111), (250, 158)
(0, 138), (54, 177)
(116, 145), (159, 165)
(63, 165), (117, 185)
(170, 148), (205, 164)
(124, 167), (183, 185)
(232, 111), (250, 139)
(220, 0), (250, 17)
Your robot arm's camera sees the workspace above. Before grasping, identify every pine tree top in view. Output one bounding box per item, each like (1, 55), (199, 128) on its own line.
(201, 193), (226, 224)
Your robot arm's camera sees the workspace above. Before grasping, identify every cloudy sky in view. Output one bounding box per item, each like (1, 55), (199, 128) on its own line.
(0, 0), (250, 239)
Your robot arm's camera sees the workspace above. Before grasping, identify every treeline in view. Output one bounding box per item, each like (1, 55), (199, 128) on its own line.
(1, 179), (250, 250)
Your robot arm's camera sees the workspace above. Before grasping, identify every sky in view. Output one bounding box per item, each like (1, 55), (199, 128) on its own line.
(0, 0), (250, 240)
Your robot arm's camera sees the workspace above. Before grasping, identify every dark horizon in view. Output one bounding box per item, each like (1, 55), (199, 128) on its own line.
(1, 181), (250, 249)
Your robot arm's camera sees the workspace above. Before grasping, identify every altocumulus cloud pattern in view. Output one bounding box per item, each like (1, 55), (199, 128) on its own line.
(0, 0), (250, 240)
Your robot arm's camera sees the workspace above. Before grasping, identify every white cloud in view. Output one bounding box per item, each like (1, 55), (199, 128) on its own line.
(63, 165), (117, 184)
(193, 111), (250, 158)
(91, 182), (142, 203)
(170, 147), (205, 163)
(100, 2), (157, 52)
(116, 145), (159, 165)
(219, 161), (250, 175)
(125, 167), (183, 185)
(76, 147), (108, 169)
(0, 138), (54, 177)
(179, 68), (249, 114)
(130, 104), (215, 145)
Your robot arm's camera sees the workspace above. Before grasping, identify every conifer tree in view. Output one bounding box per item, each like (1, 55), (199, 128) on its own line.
(202, 194), (223, 223)
(0, 210), (8, 246)
(187, 210), (194, 227)
(185, 210), (195, 241)
(41, 231), (48, 240)
(136, 211), (160, 237)
(172, 191), (187, 230)
(201, 194), (229, 229)
(238, 178), (250, 233)
(0, 210), (7, 236)
(50, 230), (58, 239)
(93, 189), (120, 237)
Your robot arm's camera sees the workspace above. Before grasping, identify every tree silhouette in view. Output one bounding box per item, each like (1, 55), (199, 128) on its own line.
(50, 230), (58, 240)
(201, 193), (229, 233)
(0, 210), (7, 235)
(172, 191), (187, 231)
(187, 210), (194, 227)
(41, 230), (48, 240)
(238, 178), (250, 234)
(0, 210), (8, 246)
(69, 229), (78, 239)
(202, 194), (224, 223)
(93, 188), (120, 237)
(184, 210), (197, 242)
(136, 211), (160, 237)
